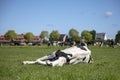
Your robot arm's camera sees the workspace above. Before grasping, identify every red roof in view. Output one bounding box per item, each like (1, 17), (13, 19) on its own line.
(0, 35), (5, 38)
(18, 34), (24, 38)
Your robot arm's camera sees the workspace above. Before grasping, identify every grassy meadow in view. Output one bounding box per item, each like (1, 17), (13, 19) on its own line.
(0, 45), (120, 80)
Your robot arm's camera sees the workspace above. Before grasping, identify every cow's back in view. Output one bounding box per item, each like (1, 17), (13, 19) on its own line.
(61, 46), (91, 58)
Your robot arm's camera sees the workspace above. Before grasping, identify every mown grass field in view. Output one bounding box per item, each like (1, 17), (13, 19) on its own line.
(0, 45), (120, 80)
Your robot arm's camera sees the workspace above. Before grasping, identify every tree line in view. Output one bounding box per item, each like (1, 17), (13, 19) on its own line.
(3, 29), (120, 44)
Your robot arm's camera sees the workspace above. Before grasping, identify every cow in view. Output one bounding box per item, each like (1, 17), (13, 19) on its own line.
(22, 42), (93, 67)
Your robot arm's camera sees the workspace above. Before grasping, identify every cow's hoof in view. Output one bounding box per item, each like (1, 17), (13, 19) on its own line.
(21, 61), (26, 65)
(21, 61), (24, 65)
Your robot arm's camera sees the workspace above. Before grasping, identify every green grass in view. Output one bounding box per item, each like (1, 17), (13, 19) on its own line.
(0, 46), (120, 80)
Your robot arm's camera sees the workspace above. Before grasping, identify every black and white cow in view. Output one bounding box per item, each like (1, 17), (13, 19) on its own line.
(22, 43), (93, 67)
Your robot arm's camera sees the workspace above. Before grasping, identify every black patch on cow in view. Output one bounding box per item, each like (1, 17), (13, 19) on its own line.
(82, 57), (86, 61)
(48, 56), (58, 61)
(79, 46), (87, 51)
(48, 50), (72, 63)
(55, 50), (72, 63)
(77, 45), (87, 51)
(81, 43), (86, 46)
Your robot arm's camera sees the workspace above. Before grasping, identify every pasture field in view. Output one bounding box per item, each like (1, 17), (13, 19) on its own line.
(0, 45), (120, 80)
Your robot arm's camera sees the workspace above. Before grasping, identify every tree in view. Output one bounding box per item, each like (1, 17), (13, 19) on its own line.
(115, 30), (120, 43)
(106, 39), (114, 46)
(69, 28), (80, 42)
(40, 31), (49, 40)
(24, 32), (34, 43)
(90, 30), (96, 44)
(49, 30), (60, 41)
(90, 30), (96, 40)
(81, 30), (92, 42)
(4, 30), (18, 40)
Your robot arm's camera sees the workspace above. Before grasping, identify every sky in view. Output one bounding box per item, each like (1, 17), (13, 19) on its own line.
(0, 0), (120, 39)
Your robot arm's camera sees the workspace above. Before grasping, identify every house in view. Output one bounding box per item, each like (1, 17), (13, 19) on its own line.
(17, 34), (24, 41)
(0, 34), (42, 46)
(59, 34), (68, 42)
(14, 34), (25, 43)
(95, 33), (107, 41)
(31, 36), (42, 46)
(33, 36), (42, 42)
(0, 35), (10, 43)
(49, 34), (68, 46)
(95, 33), (107, 46)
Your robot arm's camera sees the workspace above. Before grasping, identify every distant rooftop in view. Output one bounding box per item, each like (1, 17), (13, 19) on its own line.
(95, 33), (107, 40)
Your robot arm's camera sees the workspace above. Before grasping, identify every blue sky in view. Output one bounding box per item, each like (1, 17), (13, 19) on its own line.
(0, 0), (120, 39)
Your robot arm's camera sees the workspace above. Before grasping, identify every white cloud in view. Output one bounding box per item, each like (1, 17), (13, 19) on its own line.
(105, 11), (113, 17)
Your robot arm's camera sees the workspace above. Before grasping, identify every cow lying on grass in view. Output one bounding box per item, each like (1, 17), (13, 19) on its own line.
(22, 43), (93, 67)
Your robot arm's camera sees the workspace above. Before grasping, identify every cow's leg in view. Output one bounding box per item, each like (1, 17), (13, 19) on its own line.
(46, 57), (66, 67)
(36, 59), (47, 65)
(22, 57), (50, 65)
(22, 56), (49, 65)
(22, 52), (56, 65)
(83, 55), (90, 63)
(22, 61), (37, 64)
(22, 59), (47, 65)
(35, 54), (56, 61)
(68, 58), (78, 64)
(72, 58), (83, 64)
(37, 52), (56, 61)
(69, 57), (84, 64)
